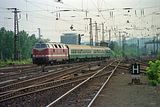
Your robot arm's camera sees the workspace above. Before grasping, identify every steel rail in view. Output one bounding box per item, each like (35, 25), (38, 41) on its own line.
(0, 64), (84, 91)
(0, 69), (96, 101)
(45, 61), (115, 107)
(87, 61), (121, 107)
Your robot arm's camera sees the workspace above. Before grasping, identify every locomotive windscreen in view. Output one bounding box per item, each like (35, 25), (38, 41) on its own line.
(34, 43), (49, 48)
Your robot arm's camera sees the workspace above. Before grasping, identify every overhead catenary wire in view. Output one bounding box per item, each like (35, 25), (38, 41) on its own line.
(1, 0), (160, 42)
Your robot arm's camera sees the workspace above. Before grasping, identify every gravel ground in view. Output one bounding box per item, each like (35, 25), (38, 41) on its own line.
(92, 68), (160, 107)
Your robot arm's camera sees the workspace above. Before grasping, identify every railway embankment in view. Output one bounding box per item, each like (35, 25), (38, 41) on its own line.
(92, 62), (160, 107)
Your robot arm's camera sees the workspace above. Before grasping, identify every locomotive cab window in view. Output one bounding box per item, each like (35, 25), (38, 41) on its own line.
(34, 43), (48, 48)
(41, 44), (48, 48)
(35, 44), (41, 48)
(47, 44), (50, 48)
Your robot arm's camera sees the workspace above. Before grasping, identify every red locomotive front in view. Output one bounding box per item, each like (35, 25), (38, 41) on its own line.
(32, 42), (50, 65)
(32, 42), (69, 65)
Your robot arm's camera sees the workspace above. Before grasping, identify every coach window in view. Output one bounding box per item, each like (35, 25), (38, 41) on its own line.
(71, 50), (74, 53)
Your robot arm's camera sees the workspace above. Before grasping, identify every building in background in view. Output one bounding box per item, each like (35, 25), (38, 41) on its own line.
(60, 32), (81, 45)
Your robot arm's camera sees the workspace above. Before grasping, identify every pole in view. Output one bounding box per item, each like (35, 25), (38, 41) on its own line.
(102, 23), (104, 42)
(153, 37), (156, 55)
(119, 31), (121, 47)
(14, 8), (17, 60)
(158, 34), (159, 53)
(7, 8), (20, 60)
(144, 44), (147, 55)
(89, 18), (93, 46)
(38, 28), (41, 39)
(95, 21), (98, 46)
(137, 39), (140, 59)
(156, 34), (158, 55)
(109, 30), (111, 43)
(84, 18), (93, 46)
(122, 34), (125, 57)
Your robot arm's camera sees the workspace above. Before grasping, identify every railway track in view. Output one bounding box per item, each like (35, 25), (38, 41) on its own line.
(0, 64), (37, 72)
(0, 62), (89, 87)
(0, 63), (75, 81)
(0, 64), (87, 93)
(0, 60), (111, 107)
(0, 59), (147, 107)
(0, 67), (98, 102)
(46, 60), (120, 107)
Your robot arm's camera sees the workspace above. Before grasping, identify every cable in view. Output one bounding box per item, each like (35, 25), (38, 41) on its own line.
(91, 0), (108, 22)
(22, 0), (56, 9)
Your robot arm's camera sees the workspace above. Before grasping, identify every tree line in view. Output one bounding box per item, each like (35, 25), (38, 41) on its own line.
(0, 27), (39, 60)
(109, 41), (141, 58)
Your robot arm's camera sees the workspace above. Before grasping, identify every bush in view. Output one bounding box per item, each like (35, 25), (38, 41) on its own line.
(0, 60), (7, 67)
(158, 76), (160, 83)
(11, 59), (32, 65)
(149, 80), (158, 86)
(146, 60), (160, 86)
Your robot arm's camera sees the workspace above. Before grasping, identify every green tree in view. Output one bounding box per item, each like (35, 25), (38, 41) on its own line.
(0, 27), (39, 60)
(125, 44), (138, 57)
(146, 60), (160, 86)
(19, 31), (39, 59)
(109, 41), (122, 57)
(0, 28), (14, 60)
(0, 27), (6, 60)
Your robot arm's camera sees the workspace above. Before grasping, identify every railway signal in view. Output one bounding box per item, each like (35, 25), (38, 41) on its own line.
(130, 63), (141, 84)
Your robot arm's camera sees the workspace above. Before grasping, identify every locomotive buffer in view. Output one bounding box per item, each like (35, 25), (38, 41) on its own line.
(130, 63), (141, 84)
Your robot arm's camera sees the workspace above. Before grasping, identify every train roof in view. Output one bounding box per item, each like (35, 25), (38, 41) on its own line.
(34, 42), (111, 50)
(66, 44), (111, 50)
(66, 44), (92, 49)
(34, 42), (67, 49)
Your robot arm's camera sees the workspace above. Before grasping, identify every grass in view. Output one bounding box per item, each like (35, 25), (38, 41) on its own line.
(0, 59), (32, 68)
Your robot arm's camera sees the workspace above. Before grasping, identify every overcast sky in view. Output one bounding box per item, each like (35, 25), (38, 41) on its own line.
(0, 0), (160, 42)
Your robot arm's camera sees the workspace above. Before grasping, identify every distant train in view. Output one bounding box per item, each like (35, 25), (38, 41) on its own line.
(32, 41), (112, 65)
